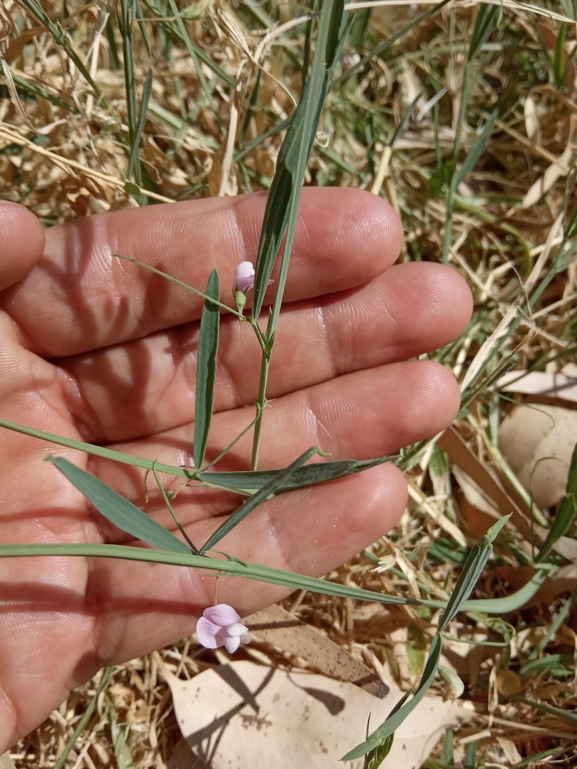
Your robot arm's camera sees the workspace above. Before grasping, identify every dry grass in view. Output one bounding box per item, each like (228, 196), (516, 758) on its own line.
(2, 0), (577, 767)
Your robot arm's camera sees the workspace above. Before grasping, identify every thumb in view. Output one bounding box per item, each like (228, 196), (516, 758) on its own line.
(0, 201), (45, 291)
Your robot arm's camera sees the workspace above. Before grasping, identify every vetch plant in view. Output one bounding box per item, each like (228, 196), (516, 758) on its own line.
(0, 0), (564, 764)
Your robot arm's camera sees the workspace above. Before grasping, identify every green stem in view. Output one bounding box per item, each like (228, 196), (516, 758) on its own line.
(251, 351), (271, 470)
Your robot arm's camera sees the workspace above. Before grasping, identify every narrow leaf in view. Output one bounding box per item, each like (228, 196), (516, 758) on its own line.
(194, 269), (220, 469)
(342, 634), (443, 760)
(200, 446), (323, 553)
(438, 516), (509, 633)
(0, 542), (557, 616)
(46, 456), (191, 554)
(198, 455), (399, 492)
(465, 566), (552, 614)
(251, 0), (345, 322)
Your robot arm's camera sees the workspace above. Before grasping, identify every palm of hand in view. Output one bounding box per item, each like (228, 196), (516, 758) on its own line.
(0, 190), (471, 750)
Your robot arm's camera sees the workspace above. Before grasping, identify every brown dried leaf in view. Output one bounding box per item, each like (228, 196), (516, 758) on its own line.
(245, 604), (387, 697)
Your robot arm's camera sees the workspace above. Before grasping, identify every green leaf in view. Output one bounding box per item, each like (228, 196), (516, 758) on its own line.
(363, 733), (394, 769)
(200, 446), (324, 553)
(537, 442), (577, 562)
(251, 0), (345, 323)
(342, 634), (443, 761)
(465, 566), (553, 614)
(438, 516), (509, 633)
(0, 541), (558, 617)
(194, 269), (220, 470)
(198, 455), (399, 492)
(46, 456), (191, 554)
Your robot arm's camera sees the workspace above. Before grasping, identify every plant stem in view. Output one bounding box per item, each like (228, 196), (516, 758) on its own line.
(251, 350), (271, 470)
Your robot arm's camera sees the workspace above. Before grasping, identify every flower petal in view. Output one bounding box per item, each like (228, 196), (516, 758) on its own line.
(233, 262), (255, 293)
(225, 622), (248, 637)
(224, 634), (241, 654)
(195, 616), (222, 649)
(203, 604), (241, 626)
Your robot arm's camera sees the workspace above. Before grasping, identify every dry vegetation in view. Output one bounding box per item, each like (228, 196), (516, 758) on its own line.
(1, 0), (577, 767)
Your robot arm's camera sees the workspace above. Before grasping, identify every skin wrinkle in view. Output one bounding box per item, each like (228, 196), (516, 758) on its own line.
(316, 303), (340, 382)
(302, 385), (333, 454)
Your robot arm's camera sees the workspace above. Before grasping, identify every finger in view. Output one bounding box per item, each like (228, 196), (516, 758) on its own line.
(56, 263), (471, 443)
(90, 358), (460, 520)
(0, 202), (45, 291)
(4, 189), (403, 357)
(83, 462), (407, 667)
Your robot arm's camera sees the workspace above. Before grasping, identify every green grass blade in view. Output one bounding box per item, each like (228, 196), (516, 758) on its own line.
(54, 668), (112, 769)
(440, 729), (454, 766)
(537, 442), (577, 562)
(140, 0), (234, 88)
(464, 741), (477, 769)
(127, 68), (153, 181)
(332, 0), (451, 89)
(526, 584), (577, 663)
(0, 61), (77, 112)
(194, 269), (220, 470)
(467, 3), (499, 62)
(199, 446), (324, 553)
(166, 0), (220, 122)
(18, 0), (107, 107)
(134, 0), (152, 56)
(119, 0), (141, 186)
(512, 695), (577, 726)
(46, 456), (191, 553)
(363, 731), (395, 769)
(452, 109), (498, 188)
(438, 516), (509, 633)
(342, 634), (443, 761)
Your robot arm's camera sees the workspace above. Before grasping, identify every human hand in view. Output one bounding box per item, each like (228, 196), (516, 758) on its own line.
(0, 189), (471, 749)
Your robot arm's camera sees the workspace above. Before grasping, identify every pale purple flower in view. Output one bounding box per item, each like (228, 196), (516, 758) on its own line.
(196, 604), (250, 654)
(232, 261), (274, 314)
(233, 261), (256, 293)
